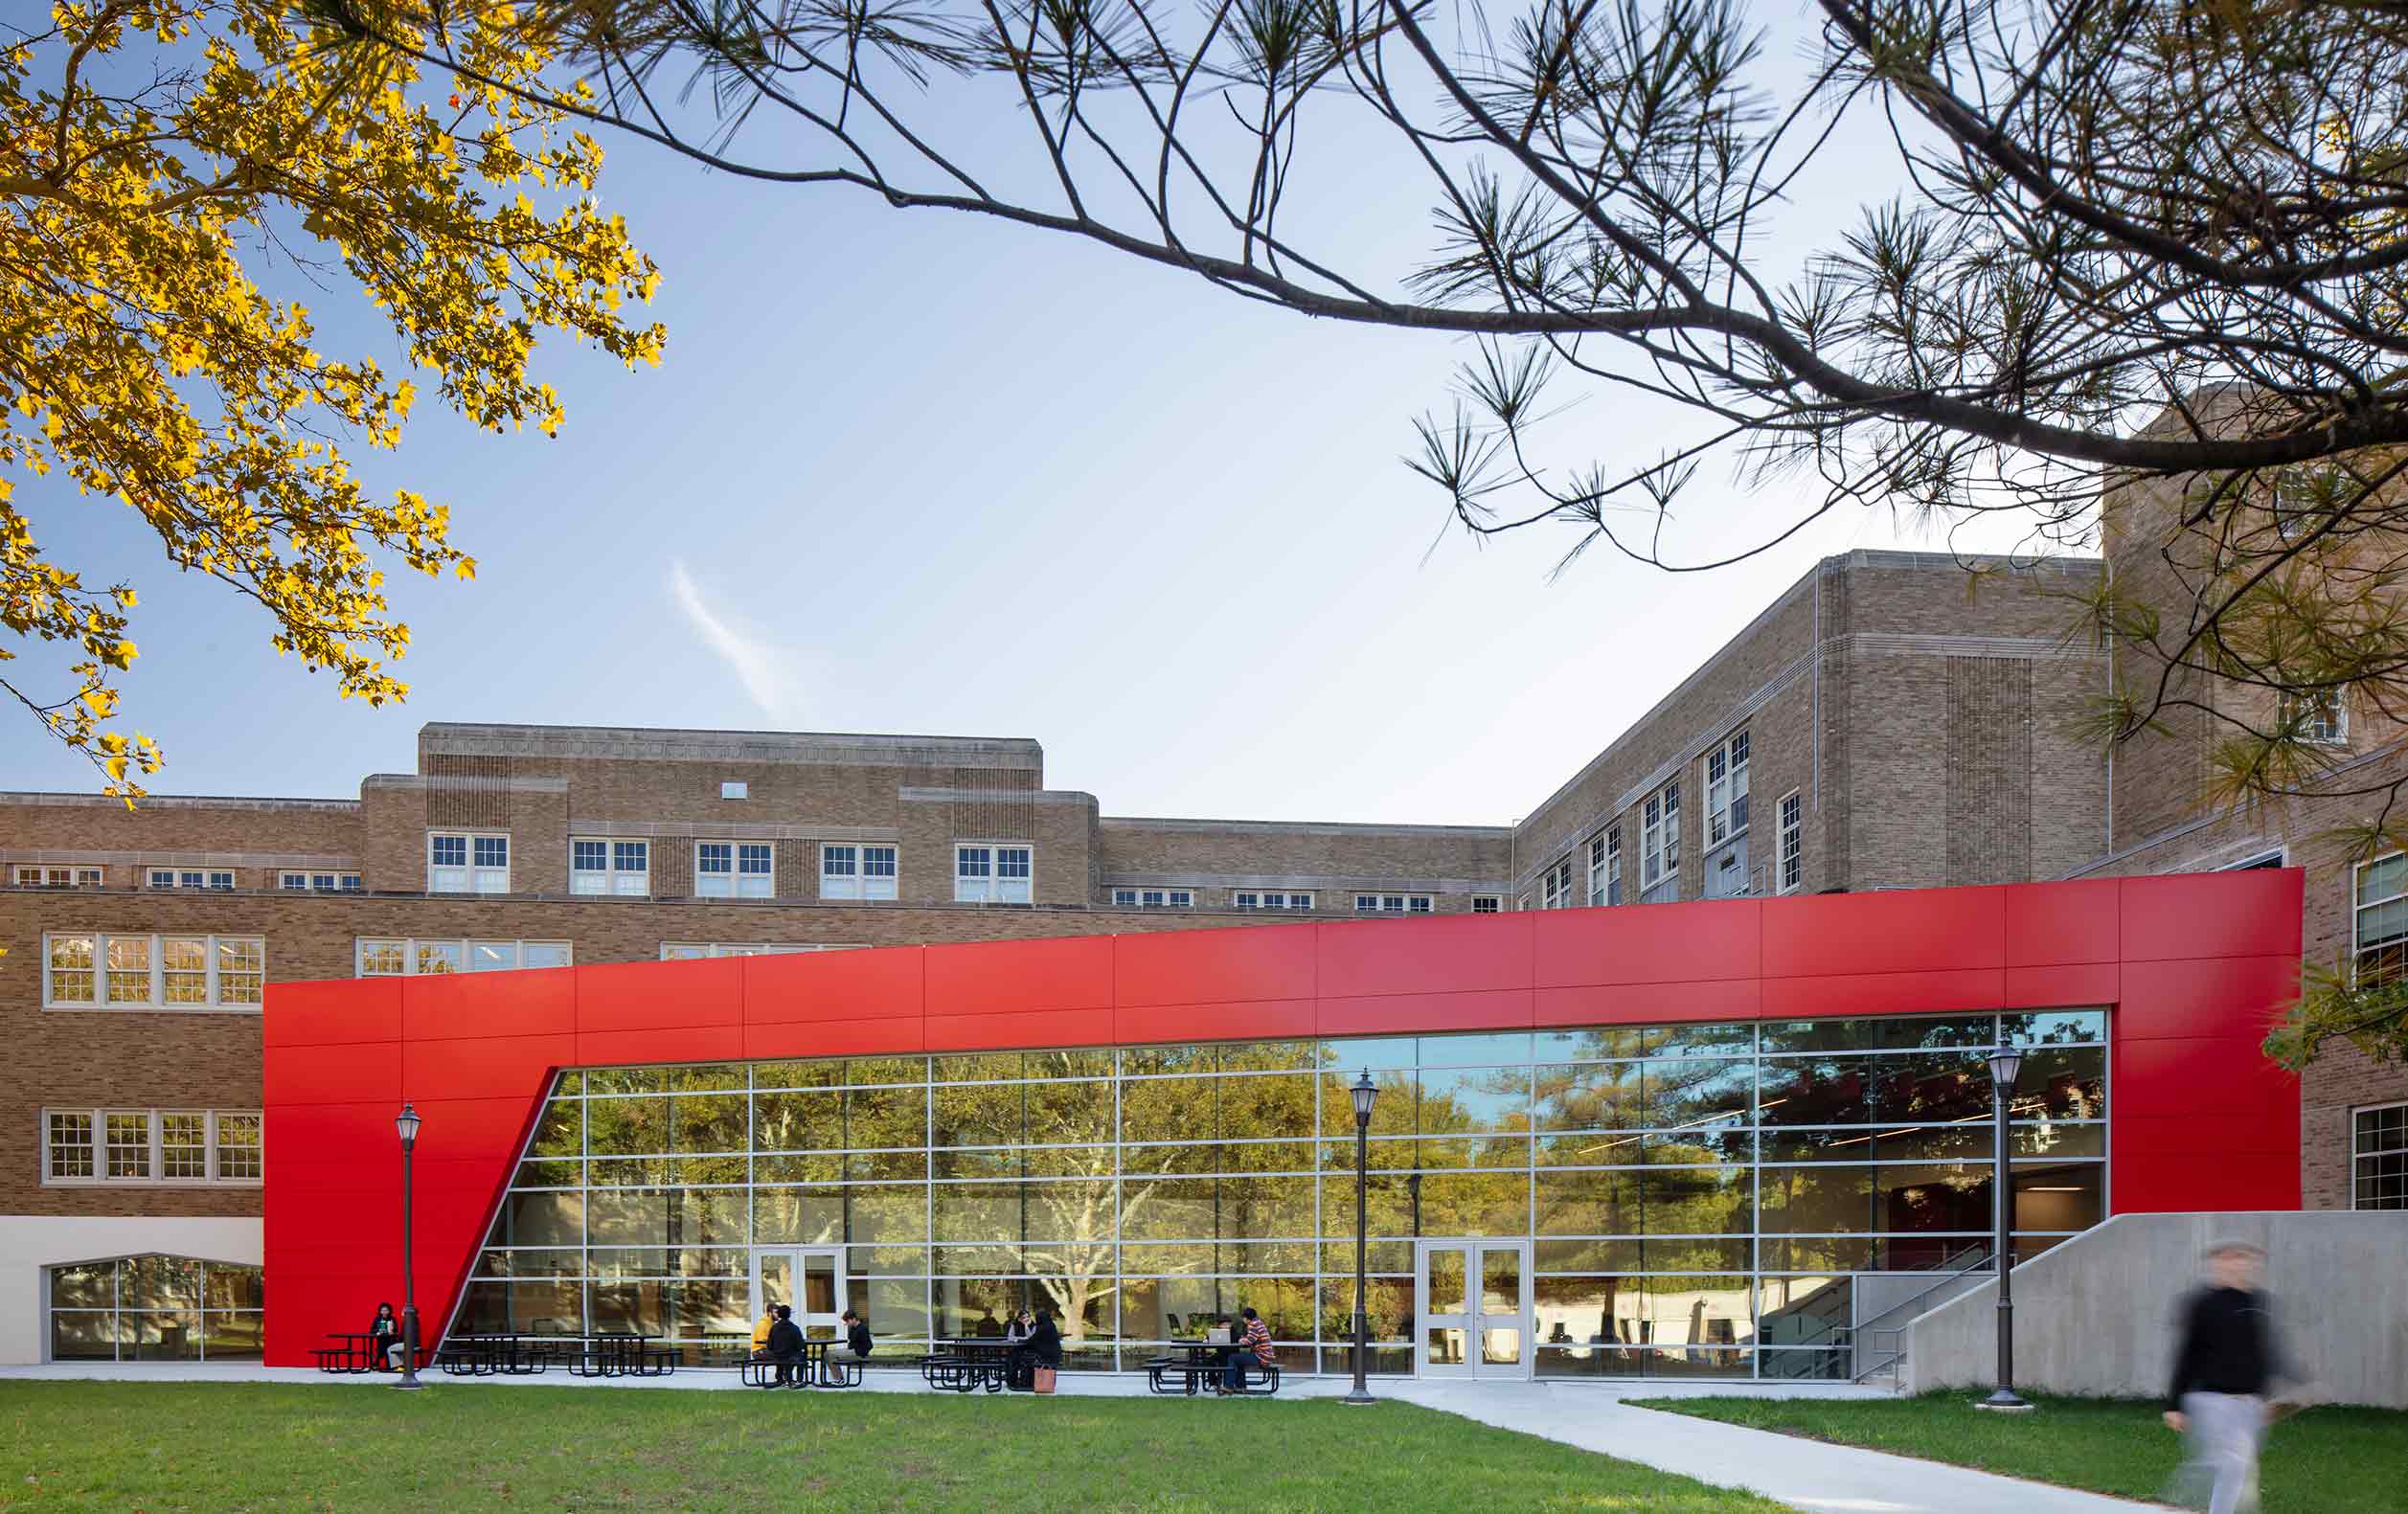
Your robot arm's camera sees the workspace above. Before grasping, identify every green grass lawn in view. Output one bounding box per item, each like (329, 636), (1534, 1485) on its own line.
(1628, 1391), (2404, 1513)
(0, 1381), (1793, 1513)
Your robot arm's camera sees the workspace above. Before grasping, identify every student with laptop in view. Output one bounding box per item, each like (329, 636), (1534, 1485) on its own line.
(1221, 1307), (1273, 1395)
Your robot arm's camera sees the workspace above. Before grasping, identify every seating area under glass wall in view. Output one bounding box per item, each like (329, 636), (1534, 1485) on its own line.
(46, 1254), (264, 1362)
(456, 1008), (2107, 1379)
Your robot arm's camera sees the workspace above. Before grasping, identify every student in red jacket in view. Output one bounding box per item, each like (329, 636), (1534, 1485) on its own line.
(1220, 1307), (1273, 1394)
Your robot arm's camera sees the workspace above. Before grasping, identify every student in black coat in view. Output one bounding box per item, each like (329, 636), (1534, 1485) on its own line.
(765, 1304), (806, 1389)
(1028, 1308), (1063, 1370)
(828, 1308), (874, 1376)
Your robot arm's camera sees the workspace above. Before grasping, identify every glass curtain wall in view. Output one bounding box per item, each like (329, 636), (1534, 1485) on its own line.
(457, 1009), (2107, 1378)
(47, 1255), (264, 1361)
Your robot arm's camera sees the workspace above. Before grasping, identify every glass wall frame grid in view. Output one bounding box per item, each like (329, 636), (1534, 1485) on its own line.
(455, 1010), (2109, 1380)
(43, 1254), (264, 1363)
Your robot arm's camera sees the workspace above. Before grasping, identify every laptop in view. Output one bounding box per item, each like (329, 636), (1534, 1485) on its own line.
(1204, 1326), (1232, 1345)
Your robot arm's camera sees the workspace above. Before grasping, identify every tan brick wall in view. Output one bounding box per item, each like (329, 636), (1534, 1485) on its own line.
(1096, 820), (1513, 912)
(1511, 551), (2104, 905)
(0, 795), (364, 892)
(0, 888), (1288, 1217)
(392, 732), (1081, 907)
(2086, 430), (2408, 1209)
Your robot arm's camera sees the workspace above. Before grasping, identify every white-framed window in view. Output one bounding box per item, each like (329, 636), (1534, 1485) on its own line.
(1588, 828), (1624, 908)
(955, 843), (1033, 904)
(696, 841), (774, 899)
(1111, 888), (1195, 909)
(2279, 689), (2347, 746)
(1540, 858), (1576, 910)
(2272, 464), (2331, 544)
(1778, 789), (1804, 893)
(1232, 891), (1314, 912)
(1706, 730), (1750, 847)
(13, 865), (103, 888)
(1642, 780), (1680, 893)
(355, 938), (571, 975)
(2220, 849), (2286, 871)
(571, 838), (650, 896)
(720, 780), (749, 801)
(2355, 1102), (2407, 1210)
(1353, 893), (1433, 915)
(660, 941), (863, 960)
(148, 869), (234, 890)
(2353, 854), (2407, 985)
(428, 832), (510, 893)
(43, 1109), (261, 1186)
(41, 933), (263, 1010)
(820, 844), (898, 901)
(1470, 894), (1502, 914)
(278, 871), (362, 892)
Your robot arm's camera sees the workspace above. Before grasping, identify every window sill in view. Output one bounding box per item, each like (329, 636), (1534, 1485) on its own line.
(40, 1177), (263, 1189)
(40, 1004), (262, 1014)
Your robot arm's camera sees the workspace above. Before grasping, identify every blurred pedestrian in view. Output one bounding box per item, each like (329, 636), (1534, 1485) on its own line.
(2165, 1242), (2290, 1514)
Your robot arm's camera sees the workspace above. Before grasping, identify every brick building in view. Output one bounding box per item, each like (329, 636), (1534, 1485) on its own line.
(2067, 454), (2408, 1213)
(1, 542), (2397, 1365)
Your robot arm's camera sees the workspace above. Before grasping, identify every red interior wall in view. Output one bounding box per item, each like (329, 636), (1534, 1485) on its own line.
(261, 870), (2305, 1367)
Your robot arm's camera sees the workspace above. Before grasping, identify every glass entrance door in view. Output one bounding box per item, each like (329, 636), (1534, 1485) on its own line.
(753, 1248), (846, 1342)
(1417, 1239), (1529, 1378)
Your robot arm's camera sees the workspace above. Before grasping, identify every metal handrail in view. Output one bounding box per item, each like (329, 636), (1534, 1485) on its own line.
(1850, 1243), (1997, 1384)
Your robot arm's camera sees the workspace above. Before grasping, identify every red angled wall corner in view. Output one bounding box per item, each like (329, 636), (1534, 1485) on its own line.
(261, 870), (2306, 1366)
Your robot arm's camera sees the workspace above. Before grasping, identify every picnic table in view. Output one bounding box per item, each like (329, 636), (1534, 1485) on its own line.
(312, 1333), (427, 1374)
(567, 1331), (680, 1378)
(434, 1333), (557, 1377)
(739, 1339), (831, 1388)
(920, 1337), (1012, 1392)
(1144, 1341), (1282, 1396)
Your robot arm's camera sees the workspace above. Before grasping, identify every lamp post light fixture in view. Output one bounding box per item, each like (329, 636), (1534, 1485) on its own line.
(1976, 1045), (2030, 1412)
(395, 1102), (424, 1391)
(1344, 1070), (1378, 1406)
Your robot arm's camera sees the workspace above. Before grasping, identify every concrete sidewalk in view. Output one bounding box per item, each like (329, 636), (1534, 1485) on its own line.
(0, 1365), (2169, 1513)
(1378, 1380), (2170, 1514)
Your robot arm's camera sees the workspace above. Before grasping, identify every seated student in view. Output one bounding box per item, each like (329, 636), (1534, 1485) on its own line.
(751, 1304), (777, 1360)
(829, 1309), (874, 1370)
(1220, 1306), (1273, 1395)
(368, 1300), (403, 1371)
(1004, 1307), (1035, 1389)
(1027, 1306), (1063, 1390)
(764, 1304), (805, 1388)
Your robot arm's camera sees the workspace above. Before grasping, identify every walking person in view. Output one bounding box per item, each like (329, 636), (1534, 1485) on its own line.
(1220, 1305), (1272, 1395)
(2166, 1242), (2291, 1514)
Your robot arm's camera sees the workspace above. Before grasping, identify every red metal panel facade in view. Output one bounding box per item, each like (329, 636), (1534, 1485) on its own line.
(261, 872), (2306, 1366)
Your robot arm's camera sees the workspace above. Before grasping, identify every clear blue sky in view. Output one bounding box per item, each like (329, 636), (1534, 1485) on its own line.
(10, 17), (2063, 824)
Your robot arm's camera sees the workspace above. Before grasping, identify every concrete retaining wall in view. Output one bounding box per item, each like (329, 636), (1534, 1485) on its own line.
(1900, 1211), (2408, 1408)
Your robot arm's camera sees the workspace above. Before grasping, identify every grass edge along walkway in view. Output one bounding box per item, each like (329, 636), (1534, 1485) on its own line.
(1625, 1390), (2404, 1514)
(0, 1379), (1802, 1513)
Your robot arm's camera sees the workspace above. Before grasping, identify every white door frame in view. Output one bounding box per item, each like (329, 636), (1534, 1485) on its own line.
(751, 1246), (847, 1341)
(1414, 1237), (1531, 1380)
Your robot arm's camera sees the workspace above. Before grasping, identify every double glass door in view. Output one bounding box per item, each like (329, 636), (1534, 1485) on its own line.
(1417, 1239), (1530, 1378)
(753, 1248), (845, 1341)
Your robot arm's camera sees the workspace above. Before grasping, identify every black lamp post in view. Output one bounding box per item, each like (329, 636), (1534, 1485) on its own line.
(1977, 1045), (2029, 1412)
(1344, 1070), (1378, 1406)
(395, 1102), (424, 1390)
